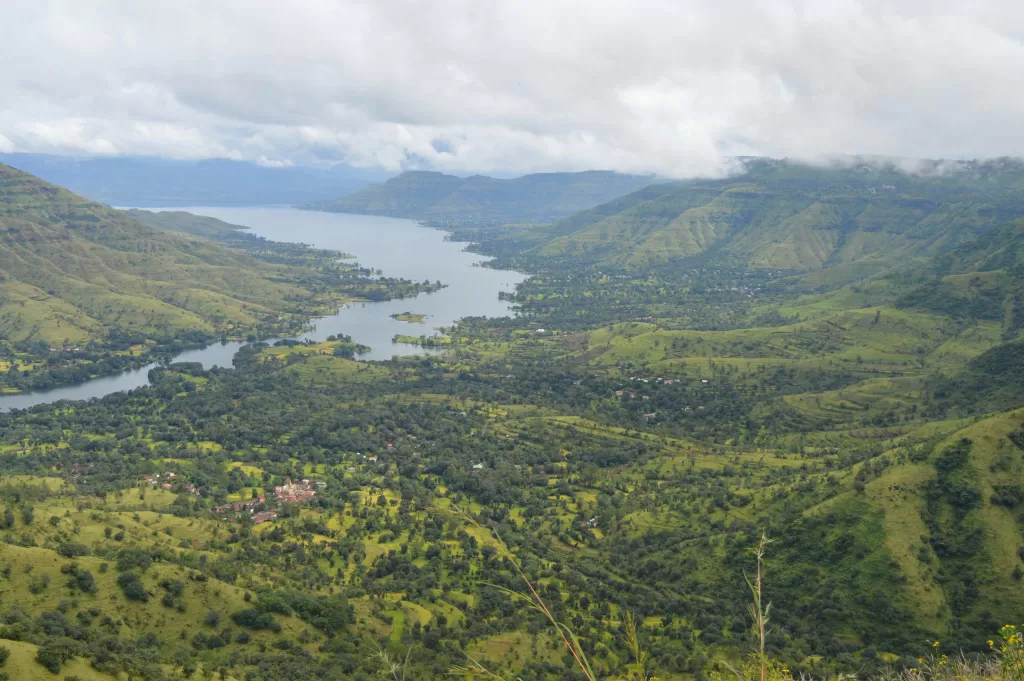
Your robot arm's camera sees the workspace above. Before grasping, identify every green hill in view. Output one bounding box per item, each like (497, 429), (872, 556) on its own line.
(0, 165), (437, 392)
(895, 218), (1024, 337)
(533, 159), (1024, 284)
(308, 169), (659, 222)
(0, 163), (343, 347)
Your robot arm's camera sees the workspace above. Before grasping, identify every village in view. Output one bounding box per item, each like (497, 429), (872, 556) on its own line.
(212, 477), (326, 524)
(142, 472), (324, 525)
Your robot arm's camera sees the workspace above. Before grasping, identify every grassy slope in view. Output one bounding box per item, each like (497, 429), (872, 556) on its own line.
(534, 160), (1024, 279)
(0, 163), (336, 345)
(0, 639), (117, 680)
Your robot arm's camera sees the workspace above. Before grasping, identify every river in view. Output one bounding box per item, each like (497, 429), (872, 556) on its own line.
(0, 207), (527, 412)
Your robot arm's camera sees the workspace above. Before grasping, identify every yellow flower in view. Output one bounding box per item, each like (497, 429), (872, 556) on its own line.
(988, 640), (994, 648)
(933, 641), (940, 648)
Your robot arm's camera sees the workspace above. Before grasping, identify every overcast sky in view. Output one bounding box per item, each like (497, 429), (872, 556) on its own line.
(1, 0), (1023, 177)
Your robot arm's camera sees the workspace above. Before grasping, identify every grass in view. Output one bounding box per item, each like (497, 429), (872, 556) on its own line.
(0, 639), (117, 680)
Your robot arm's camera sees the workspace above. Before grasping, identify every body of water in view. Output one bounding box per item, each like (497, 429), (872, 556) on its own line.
(0, 207), (527, 411)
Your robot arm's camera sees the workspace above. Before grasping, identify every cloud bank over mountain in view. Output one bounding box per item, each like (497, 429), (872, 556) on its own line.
(2, 1), (1023, 176)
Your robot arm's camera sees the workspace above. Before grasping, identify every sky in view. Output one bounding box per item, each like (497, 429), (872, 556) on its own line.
(1, 0), (1023, 177)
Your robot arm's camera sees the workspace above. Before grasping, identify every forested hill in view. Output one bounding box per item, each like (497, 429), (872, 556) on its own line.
(306, 169), (659, 222)
(895, 217), (1024, 336)
(532, 158), (1024, 285)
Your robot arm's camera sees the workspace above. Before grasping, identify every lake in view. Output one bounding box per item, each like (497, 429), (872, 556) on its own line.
(0, 207), (527, 411)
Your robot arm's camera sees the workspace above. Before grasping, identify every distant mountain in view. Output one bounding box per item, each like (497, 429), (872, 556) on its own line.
(0, 153), (392, 206)
(308, 170), (661, 222)
(533, 158), (1024, 284)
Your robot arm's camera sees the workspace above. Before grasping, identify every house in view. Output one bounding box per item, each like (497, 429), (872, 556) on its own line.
(252, 511), (278, 524)
(273, 477), (316, 504)
(472, 463), (484, 470)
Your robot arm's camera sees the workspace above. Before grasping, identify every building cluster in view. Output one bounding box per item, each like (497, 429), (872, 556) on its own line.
(212, 477), (325, 525)
(273, 477), (317, 504)
(142, 472), (201, 497)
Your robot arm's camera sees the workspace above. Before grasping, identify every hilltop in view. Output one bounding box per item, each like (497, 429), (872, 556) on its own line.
(307, 169), (660, 222)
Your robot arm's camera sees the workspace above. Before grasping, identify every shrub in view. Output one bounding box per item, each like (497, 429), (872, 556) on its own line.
(231, 608), (280, 631)
(57, 541), (88, 558)
(116, 572), (148, 601)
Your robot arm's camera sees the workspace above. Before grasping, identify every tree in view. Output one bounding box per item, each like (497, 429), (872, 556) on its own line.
(117, 572), (148, 601)
(35, 637), (84, 674)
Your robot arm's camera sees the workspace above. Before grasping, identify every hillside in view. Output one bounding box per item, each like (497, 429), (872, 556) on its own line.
(896, 218), (1024, 338)
(533, 159), (1024, 284)
(308, 169), (660, 222)
(0, 314), (1020, 680)
(1, 159), (1023, 681)
(0, 164), (435, 393)
(0, 153), (391, 206)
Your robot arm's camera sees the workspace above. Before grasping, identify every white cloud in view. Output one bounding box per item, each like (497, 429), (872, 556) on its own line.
(1, 0), (1023, 177)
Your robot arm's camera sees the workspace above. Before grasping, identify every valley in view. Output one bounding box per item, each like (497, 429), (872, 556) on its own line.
(0, 161), (1021, 681)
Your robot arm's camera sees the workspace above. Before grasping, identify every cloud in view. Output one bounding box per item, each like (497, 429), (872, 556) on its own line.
(1, 1), (1023, 177)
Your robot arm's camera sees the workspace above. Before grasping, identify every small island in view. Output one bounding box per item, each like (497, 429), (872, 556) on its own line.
(390, 311), (428, 323)
(392, 334), (452, 347)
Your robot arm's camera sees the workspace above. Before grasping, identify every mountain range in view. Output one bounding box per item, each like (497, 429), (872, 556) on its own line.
(0, 153), (392, 206)
(308, 169), (661, 222)
(530, 158), (1024, 287)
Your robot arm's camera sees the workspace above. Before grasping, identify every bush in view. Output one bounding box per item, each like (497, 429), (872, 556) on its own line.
(115, 548), (153, 572)
(57, 541), (88, 558)
(116, 572), (148, 602)
(231, 608), (280, 631)
(0, 645), (8, 665)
